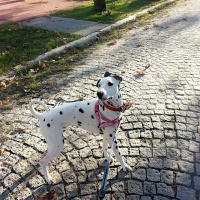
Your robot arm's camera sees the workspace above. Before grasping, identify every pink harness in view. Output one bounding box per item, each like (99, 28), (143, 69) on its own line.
(95, 100), (122, 134)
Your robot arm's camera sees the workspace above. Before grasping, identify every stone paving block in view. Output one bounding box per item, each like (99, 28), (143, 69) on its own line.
(128, 180), (143, 195)
(62, 170), (77, 184)
(178, 139), (189, 150)
(112, 192), (126, 200)
(175, 172), (191, 187)
(76, 171), (86, 183)
(0, 186), (9, 200)
(84, 157), (98, 171)
(71, 158), (86, 171)
(3, 173), (21, 191)
(80, 183), (97, 195)
(160, 170), (173, 185)
(167, 148), (180, 159)
(163, 159), (178, 170)
(147, 168), (160, 182)
(189, 140), (200, 153)
(129, 148), (140, 156)
(13, 160), (33, 177)
(140, 147), (152, 158)
(193, 176), (200, 190)
(132, 168), (146, 181)
(27, 175), (45, 189)
(148, 158), (163, 169)
(127, 195), (140, 200)
(176, 185), (196, 200)
(195, 163), (200, 175)
(56, 160), (71, 173)
(66, 183), (78, 198)
(178, 161), (194, 173)
(157, 183), (175, 198)
(154, 196), (170, 200)
(15, 188), (33, 200)
(111, 180), (124, 192)
(144, 182), (156, 195)
(180, 149), (194, 162)
(141, 196), (152, 200)
(52, 184), (66, 199)
(0, 167), (11, 180)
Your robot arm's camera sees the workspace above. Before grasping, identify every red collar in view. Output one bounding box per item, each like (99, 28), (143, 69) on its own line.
(103, 101), (125, 112)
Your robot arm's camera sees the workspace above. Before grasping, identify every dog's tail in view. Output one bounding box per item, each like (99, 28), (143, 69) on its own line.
(29, 100), (49, 120)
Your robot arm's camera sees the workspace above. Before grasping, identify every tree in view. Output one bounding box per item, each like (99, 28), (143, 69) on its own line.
(94, 0), (106, 12)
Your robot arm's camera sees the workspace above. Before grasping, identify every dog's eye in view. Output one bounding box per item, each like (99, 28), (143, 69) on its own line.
(108, 82), (113, 86)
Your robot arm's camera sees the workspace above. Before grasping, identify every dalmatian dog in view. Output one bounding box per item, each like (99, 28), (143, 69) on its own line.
(29, 72), (132, 184)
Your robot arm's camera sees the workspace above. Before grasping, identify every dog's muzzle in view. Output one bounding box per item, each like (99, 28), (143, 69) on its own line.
(97, 91), (104, 100)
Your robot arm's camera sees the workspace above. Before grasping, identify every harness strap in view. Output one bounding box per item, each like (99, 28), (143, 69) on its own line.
(95, 100), (122, 134)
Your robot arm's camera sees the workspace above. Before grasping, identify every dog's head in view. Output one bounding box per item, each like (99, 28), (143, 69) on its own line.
(96, 72), (122, 100)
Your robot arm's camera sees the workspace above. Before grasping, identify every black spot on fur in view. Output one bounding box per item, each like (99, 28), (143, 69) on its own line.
(74, 117), (75, 118)
(115, 140), (117, 144)
(119, 152), (120, 155)
(47, 123), (51, 127)
(79, 108), (84, 113)
(91, 115), (94, 119)
(102, 106), (105, 111)
(116, 145), (118, 149)
(87, 103), (90, 105)
(43, 119), (45, 122)
(77, 121), (82, 126)
(60, 111), (63, 115)
(51, 119), (53, 121)
(110, 134), (113, 137)
(62, 139), (64, 144)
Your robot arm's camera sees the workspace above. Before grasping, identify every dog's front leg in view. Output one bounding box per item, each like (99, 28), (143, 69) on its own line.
(102, 134), (114, 163)
(107, 133), (132, 172)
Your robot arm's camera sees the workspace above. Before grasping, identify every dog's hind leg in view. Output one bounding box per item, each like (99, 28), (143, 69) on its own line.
(39, 129), (64, 184)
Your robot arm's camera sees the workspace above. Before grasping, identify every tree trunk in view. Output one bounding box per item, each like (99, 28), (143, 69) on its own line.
(94, 0), (106, 12)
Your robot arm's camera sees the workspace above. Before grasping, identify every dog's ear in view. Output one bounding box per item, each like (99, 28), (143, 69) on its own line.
(104, 72), (112, 77)
(96, 79), (101, 87)
(113, 75), (122, 83)
(104, 71), (122, 82)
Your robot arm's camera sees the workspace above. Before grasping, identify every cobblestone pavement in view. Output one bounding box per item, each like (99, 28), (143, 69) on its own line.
(1, 0), (200, 199)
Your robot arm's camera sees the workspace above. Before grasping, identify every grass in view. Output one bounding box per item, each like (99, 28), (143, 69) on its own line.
(0, 0), (177, 109)
(52, 0), (167, 24)
(0, 22), (81, 75)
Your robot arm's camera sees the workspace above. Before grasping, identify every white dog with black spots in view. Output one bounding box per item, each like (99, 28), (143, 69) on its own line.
(29, 72), (132, 184)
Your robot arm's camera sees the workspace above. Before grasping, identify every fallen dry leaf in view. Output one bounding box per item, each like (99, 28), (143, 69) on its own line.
(15, 128), (25, 131)
(0, 100), (2, 106)
(0, 148), (7, 156)
(137, 71), (145, 76)
(35, 188), (56, 200)
(113, 39), (117, 44)
(135, 162), (140, 169)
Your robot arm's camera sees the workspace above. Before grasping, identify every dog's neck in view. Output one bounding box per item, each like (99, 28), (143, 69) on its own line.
(99, 92), (123, 120)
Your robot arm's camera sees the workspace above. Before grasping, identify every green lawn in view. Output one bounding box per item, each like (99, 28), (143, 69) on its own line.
(0, 22), (80, 75)
(52, 0), (167, 24)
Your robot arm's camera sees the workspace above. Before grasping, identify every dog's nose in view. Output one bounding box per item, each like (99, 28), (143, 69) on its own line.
(97, 91), (104, 99)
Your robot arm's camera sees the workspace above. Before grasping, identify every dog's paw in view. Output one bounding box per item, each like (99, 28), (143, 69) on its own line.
(123, 163), (132, 172)
(106, 156), (114, 163)
(46, 175), (54, 185)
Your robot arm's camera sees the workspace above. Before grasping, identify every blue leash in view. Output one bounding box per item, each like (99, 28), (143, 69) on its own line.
(99, 142), (114, 199)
